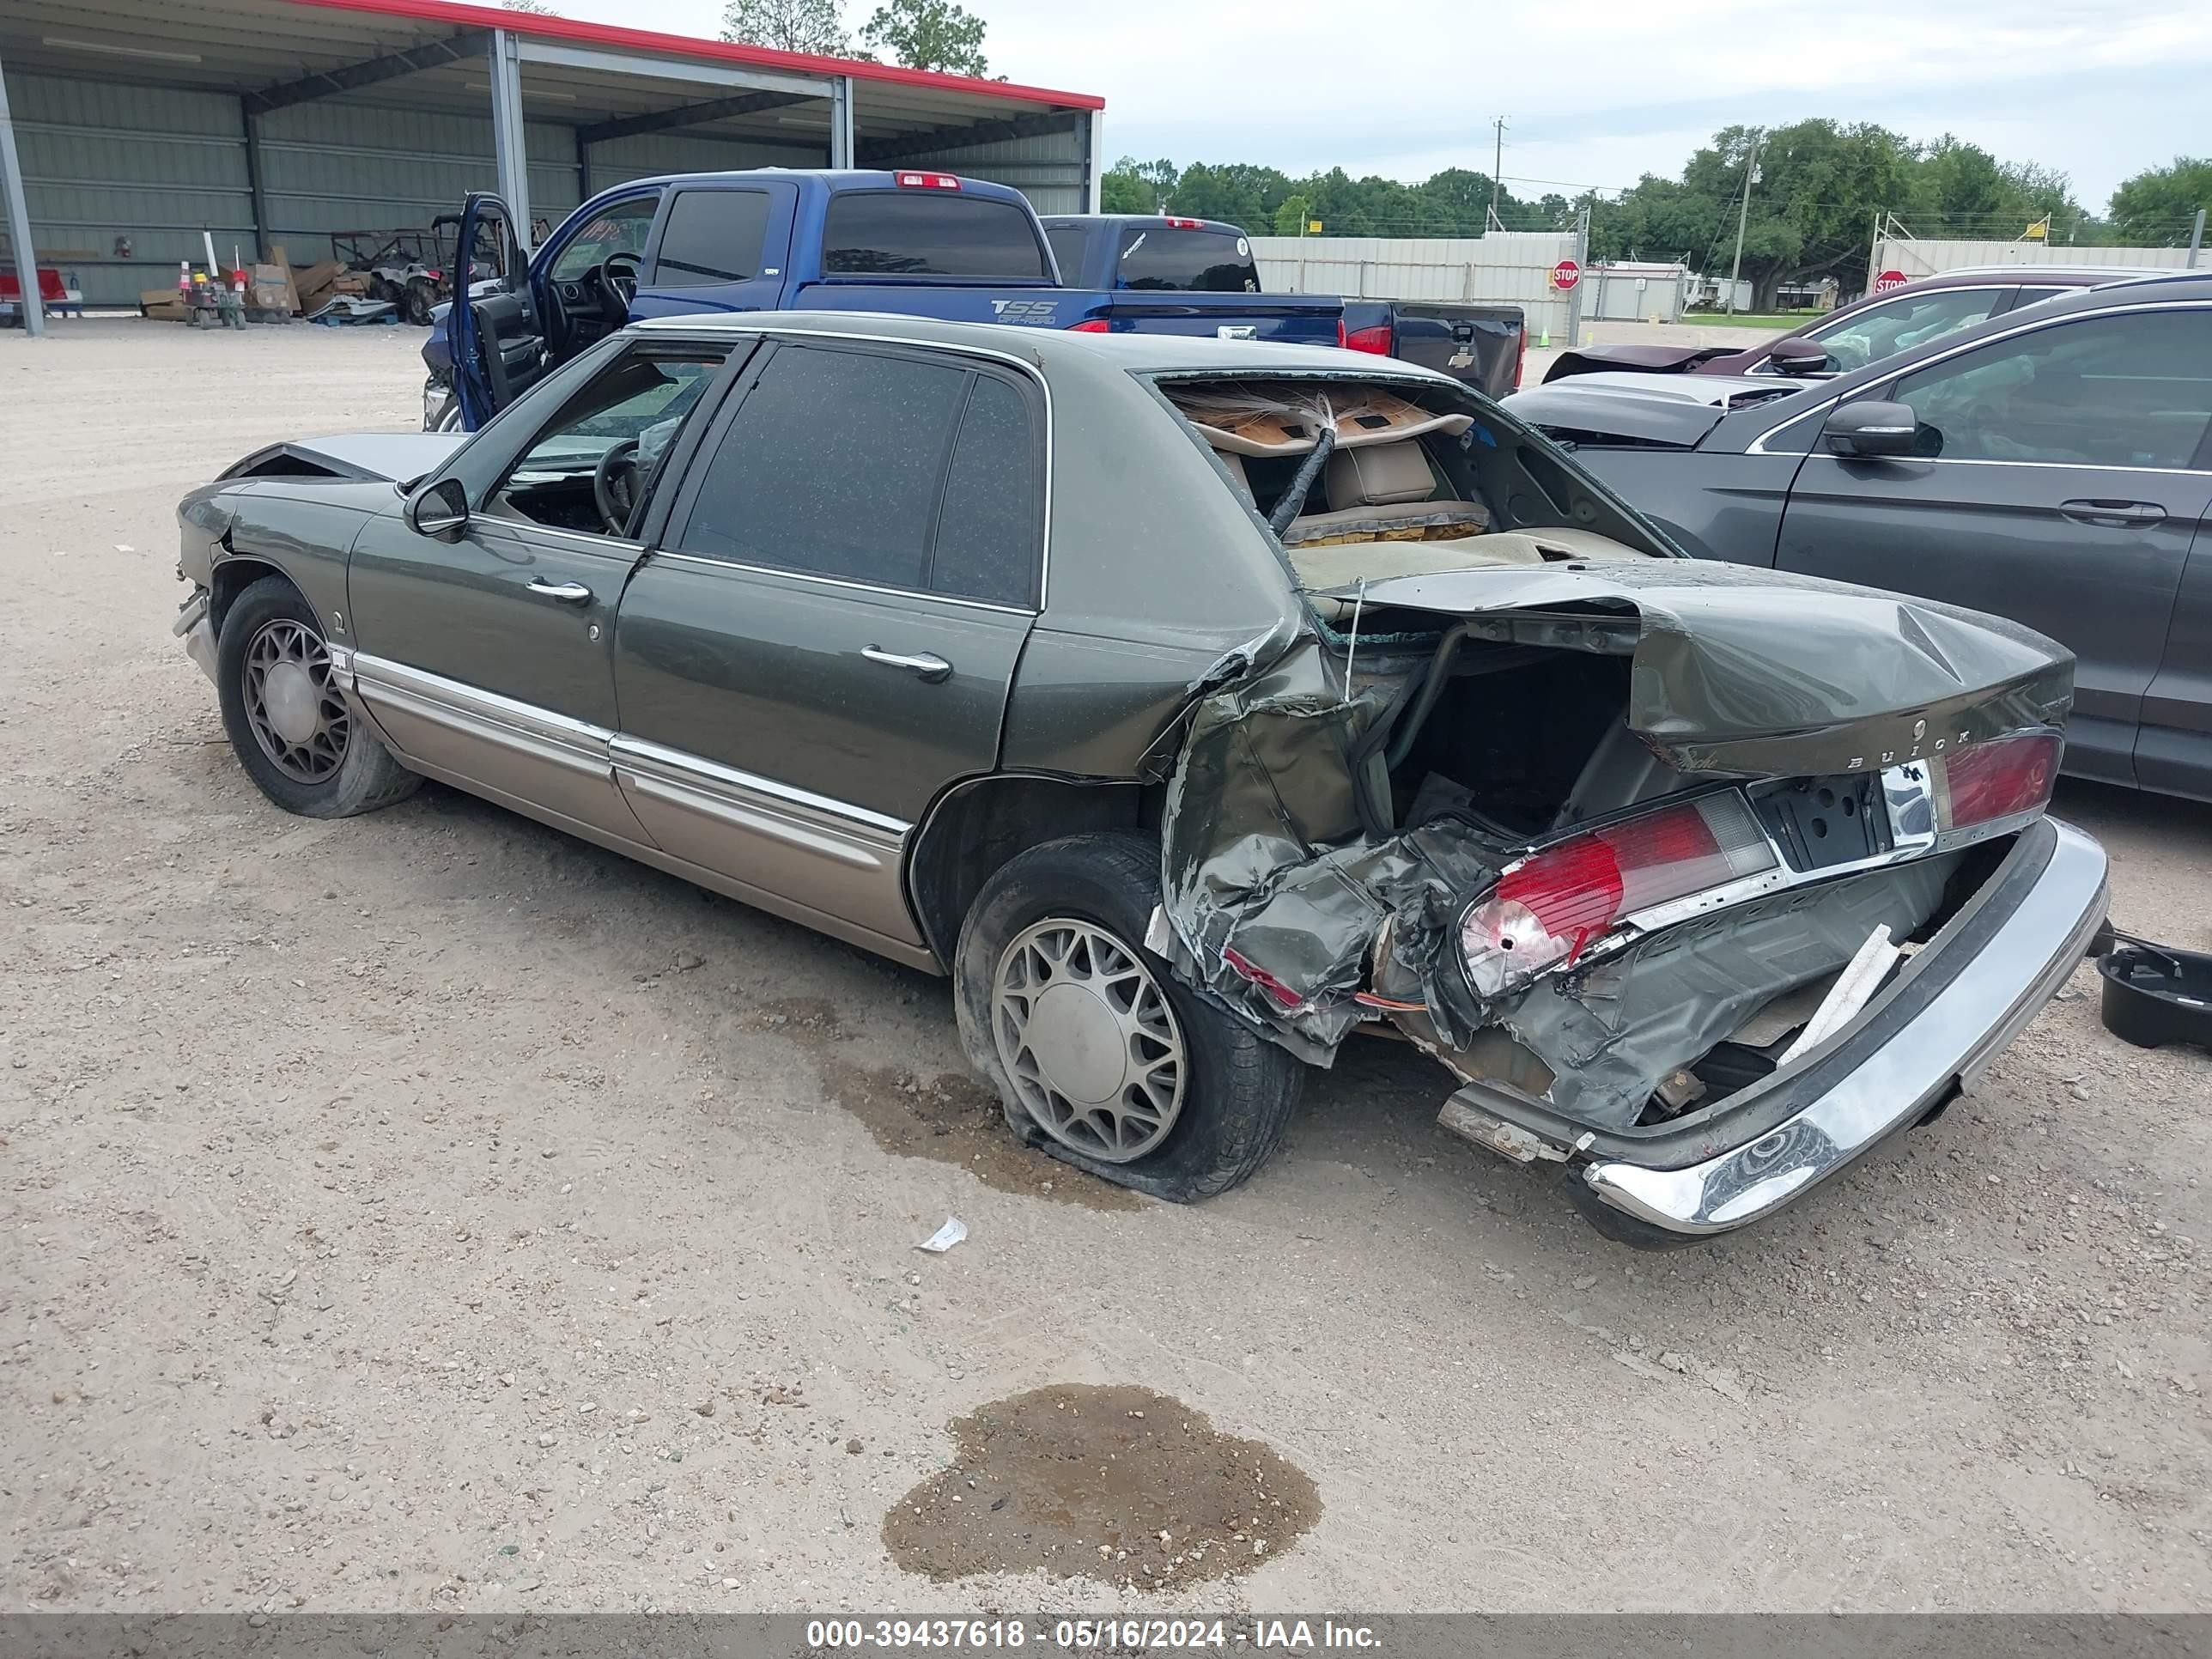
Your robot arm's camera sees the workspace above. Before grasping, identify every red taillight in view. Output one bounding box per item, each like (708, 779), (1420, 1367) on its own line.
(1066, 318), (1111, 332)
(1937, 732), (2058, 833)
(1344, 323), (1392, 355)
(1460, 793), (1776, 997)
(1164, 216), (1201, 228)
(895, 171), (961, 190)
(1222, 945), (1305, 1011)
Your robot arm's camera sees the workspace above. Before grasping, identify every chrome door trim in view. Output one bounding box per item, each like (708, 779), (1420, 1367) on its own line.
(352, 652), (614, 777)
(610, 734), (908, 837)
(1747, 296), (2212, 456)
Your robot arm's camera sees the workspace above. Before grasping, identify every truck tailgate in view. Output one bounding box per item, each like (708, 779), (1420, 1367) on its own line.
(1077, 292), (1344, 346)
(1387, 303), (1524, 398)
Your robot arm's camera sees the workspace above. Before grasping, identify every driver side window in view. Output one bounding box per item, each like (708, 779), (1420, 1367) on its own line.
(489, 346), (726, 537)
(548, 194), (661, 283)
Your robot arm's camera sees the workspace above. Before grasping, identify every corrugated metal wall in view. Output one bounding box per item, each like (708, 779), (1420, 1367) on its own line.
(892, 126), (1089, 216)
(584, 131), (824, 193)
(256, 100), (580, 253)
(1253, 231), (1583, 343)
(8, 70), (251, 305)
(6, 64), (1093, 307)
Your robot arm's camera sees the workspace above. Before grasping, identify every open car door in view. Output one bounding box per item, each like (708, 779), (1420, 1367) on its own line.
(451, 192), (548, 431)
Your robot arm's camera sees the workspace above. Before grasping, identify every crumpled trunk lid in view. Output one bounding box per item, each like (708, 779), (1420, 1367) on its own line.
(1332, 559), (2072, 777)
(1158, 557), (2073, 1066)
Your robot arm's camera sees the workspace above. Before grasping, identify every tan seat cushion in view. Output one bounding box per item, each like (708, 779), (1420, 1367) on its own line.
(1323, 441), (1433, 507)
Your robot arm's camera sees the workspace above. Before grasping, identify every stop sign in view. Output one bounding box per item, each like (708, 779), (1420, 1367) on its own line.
(1549, 258), (1581, 291)
(1874, 268), (1909, 293)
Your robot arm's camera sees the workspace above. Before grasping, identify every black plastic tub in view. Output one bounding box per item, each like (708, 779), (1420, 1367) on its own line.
(2098, 938), (2212, 1052)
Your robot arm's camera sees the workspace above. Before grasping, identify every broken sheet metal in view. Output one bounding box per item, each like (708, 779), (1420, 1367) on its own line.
(1338, 560), (2074, 779)
(1158, 638), (1504, 1060)
(1480, 851), (1961, 1130)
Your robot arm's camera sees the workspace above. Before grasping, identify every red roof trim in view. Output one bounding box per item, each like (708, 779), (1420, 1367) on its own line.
(284, 0), (1106, 111)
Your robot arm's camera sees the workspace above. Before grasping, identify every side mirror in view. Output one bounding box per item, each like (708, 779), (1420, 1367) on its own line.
(1766, 337), (1832, 375)
(406, 476), (470, 540)
(1822, 399), (1923, 459)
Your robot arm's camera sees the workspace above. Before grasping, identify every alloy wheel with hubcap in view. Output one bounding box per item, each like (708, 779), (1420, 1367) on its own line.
(990, 916), (1186, 1163)
(241, 617), (349, 783)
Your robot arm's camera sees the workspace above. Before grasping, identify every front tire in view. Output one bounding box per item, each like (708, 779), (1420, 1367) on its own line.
(216, 575), (420, 819)
(954, 830), (1303, 1202)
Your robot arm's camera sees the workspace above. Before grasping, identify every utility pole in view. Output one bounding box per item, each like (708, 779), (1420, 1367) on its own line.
(1726, 129), (1762, 316)
(1490, 117), (1507, 228)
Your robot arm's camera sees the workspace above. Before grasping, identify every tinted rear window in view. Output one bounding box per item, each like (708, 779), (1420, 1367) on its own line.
(653, 190), (772, 287)
(1115, 226), (1258, 292)
(1044, 224), (1091, 283)
(821, 191), (1048, 278)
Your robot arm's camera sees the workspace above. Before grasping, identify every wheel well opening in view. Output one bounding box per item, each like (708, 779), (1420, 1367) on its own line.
(906, 775), (1154, 967)
(208, 559), (296, 636)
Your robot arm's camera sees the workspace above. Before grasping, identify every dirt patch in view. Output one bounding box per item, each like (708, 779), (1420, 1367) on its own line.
(744, 1000), (1143, 1212)
(883, 1383), (1322, 1586)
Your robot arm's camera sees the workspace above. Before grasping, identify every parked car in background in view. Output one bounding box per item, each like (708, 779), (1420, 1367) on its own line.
(179, 314), (2106, 1245)
(1339, 297), (1526, 400)
(1040, 214), (1527, 398)
(1507, 272), (2212, 801)
(424, 176), (1345, 430)
(1543, 265), (2159, 385)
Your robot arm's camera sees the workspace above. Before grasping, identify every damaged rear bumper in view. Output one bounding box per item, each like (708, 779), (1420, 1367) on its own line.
(1570, 816), (2107, 1237)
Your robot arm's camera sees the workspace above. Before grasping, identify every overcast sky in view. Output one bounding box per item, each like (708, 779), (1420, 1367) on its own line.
(546, 0), (2209, 215)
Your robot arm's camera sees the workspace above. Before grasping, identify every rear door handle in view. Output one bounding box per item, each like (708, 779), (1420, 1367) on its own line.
(861, 645), (952, 684)
(2059, 499), (2166, 528)
(526, 579), (593, 604)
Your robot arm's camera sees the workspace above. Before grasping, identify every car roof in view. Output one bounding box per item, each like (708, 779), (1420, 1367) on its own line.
(632, 307), (1444, 381)
(1897, 264), (2160, 284)
(588, 168), (1031, 202)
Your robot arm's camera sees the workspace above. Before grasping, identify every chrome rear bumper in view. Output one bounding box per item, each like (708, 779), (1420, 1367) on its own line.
(1580, 817), (2108, 1237)
(175, 588), (218, 684)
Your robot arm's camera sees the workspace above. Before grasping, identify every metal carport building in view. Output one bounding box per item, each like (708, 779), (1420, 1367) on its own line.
(0, 0), (1105, 332)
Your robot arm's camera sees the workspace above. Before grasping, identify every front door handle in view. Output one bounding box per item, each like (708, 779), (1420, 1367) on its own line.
(526, 578), (593, 604)
(2059, 499), (2166, 528)
(861, 645), (952, 684)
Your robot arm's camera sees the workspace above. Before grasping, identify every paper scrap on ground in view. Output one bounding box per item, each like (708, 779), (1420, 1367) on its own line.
(915, 1217), (968, 1254)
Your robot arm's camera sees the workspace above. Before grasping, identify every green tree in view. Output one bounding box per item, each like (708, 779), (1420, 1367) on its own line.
(1099, 159), (1156, 215)
(719, 0), (850, 55)
(2108, 156), (2212, 244)
(859, 0), (989, 76)
(1273, 193), (1313, 235)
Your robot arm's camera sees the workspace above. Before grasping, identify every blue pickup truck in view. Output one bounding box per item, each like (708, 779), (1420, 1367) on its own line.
(428, 172), (1344, 430)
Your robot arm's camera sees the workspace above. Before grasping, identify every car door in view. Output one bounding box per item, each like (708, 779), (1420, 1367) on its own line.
(533, 186), (665, 361)
(450, 193), (547, 429)
(2137, 512), (2212, 799)
(629, 182), (798, 319)
(1773, 302), (2212, 787)
(348, 336), (737, 843)
(611, 335), (1045, 960)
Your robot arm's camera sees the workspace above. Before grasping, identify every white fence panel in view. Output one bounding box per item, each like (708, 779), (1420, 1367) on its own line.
(1870, 239), (2198, 287)
(1250, 230), (1584, 343)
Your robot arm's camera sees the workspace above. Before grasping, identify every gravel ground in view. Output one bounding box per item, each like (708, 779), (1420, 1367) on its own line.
(3, 321), (2208, 1616)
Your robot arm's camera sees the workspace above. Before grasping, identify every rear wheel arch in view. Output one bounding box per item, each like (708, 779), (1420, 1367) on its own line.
(903, 773), (1154, 968)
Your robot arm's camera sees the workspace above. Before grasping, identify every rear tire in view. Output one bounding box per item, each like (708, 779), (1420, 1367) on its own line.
(216, 575), (421, 819)
(954, 830), (1304, 1202)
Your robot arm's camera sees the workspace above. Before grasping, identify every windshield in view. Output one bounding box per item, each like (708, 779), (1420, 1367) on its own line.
(1802, 287), (2005, 374)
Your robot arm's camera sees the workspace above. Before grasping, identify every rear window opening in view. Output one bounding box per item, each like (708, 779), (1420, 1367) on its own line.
(1158, 376), (1673, 595)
